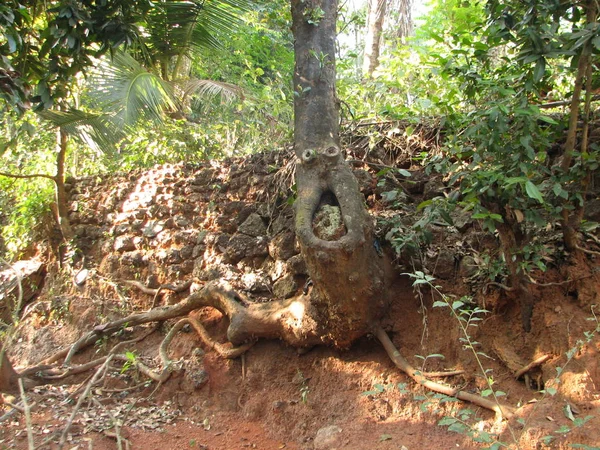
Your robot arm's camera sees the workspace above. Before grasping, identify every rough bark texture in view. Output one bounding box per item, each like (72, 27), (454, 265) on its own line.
(54, 129), (73, 243)
(291, 0), (386, 348)
(395, 0), (413, 42)
(363, 0), (387, 78)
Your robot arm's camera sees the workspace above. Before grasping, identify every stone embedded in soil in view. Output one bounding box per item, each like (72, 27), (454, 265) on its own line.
(273, 274), (298, 298)
(269, 231), (298, 261)
(114, 235), (136, 252)
(286, 254), (307, 275)
(238, 213), (267, 237)
(225, 234), (269, 264)
(313, 425), (343, 450)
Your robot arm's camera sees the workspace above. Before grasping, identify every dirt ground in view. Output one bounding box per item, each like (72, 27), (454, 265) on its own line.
(1, 148), (600, 449)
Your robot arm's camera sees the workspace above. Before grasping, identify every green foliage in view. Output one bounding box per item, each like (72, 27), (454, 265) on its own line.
(1, 180), (53, 256)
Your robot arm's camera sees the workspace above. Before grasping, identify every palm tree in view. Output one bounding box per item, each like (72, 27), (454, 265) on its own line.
(88, 0), (248, 128)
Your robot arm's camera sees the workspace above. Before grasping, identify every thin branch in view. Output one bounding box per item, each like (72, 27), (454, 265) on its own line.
(537, 94), (600, 109)
(58, 355), (114, 449)
(18, 378), (35, 450)
(0, 171), (56, 181)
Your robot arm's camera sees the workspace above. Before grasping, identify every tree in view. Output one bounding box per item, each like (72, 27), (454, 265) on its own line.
(0, 0), (513, 418)
(392, 0), (412, 42)
(363, 0), (387, 77)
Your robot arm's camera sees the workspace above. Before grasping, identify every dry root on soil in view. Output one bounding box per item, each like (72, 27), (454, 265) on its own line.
(13, 280), (255, 392)
(375, 327), (515, 419)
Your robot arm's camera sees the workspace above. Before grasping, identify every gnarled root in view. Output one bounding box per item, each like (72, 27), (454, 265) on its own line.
(11, 281), (324, 390)
(375, 327), (515, 419)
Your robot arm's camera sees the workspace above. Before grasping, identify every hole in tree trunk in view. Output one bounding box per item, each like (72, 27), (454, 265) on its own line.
(312, 191), (347, 241)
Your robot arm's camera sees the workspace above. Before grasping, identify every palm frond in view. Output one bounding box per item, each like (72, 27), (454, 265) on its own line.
(146, 0), (251, 58)
(91, 52), (177, 126)
(37, 109), (123, 154)
(180, 78), (244, 105)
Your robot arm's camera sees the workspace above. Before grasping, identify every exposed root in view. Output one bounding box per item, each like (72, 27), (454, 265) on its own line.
(420, 369), (464, 378)
(184, 317), (254, 359)
(14, 281), (254, 391)
(122, 279), (194, 308)
(514, 354), (551, 380)
(375, 327), (515, 419)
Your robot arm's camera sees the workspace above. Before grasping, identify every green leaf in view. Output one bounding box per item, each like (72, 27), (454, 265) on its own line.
(397, 168), (411, 177)
(564, 404), (575, 422)
(533, 58), (546, 82)
(451, 300), (464, 310)
(481, 389), (493, 397)
(379, 434), (392, 442)
(438, 417), (457, 426)
(432, 301), (448, 308)
(538, 115), (558, 124)
(545, 387), (557, 396)
(525, 181), (544, 203)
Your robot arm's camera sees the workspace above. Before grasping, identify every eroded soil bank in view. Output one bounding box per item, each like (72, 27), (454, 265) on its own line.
(2, 142), (600, 449)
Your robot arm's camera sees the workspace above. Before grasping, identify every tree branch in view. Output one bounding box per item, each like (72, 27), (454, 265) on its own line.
(0, 172), (56, 181)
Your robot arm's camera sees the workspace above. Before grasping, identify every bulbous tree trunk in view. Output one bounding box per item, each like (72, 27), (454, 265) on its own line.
(290, 0), (387, 347)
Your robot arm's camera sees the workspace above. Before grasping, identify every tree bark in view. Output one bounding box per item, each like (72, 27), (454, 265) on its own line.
(363, 0), (387, 78)
(559, 0), (597, 252)
(291, 0), (387, 348)
(54, 129), (73, 243)
(395, 0), (413, 43)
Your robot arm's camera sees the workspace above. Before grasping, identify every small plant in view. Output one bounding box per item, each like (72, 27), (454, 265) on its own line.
(120, 351), (137, 374)
(294, 369), (310, 403)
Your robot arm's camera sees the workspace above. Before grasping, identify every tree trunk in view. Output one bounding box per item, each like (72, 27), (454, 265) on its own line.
(560, 0), (597, 252)
(395, 0), (413, 43)
(290, 0), (387, 348)
(363, 0), (387, 78)
(54, 129), (73, 244)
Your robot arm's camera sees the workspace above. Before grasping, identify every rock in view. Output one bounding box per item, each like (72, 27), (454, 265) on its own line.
(120, 251), (146, 267)
(179, 245), (194, 260)
(314, 425), (343, 450)
(225, 234), (269, 264)
(273, 274), (298, 298)
(450, 208), (473, 232)
(191, 168), (214, 185)
(238, 213), (267, 237)
(269, 232), (298, 261)
(458, 255), (478, 278)
(143, 220), (164, 238)
(114, 236), (136, 252)
(241, 272), (271, 293)
(424, 249), (456, 279)
(287, 254), (307, 275)
(271, 210), (294, 235)
(194, 263), (225, 281)
(584, 198), (600, 222)
(423, 179), (445, 200)
(353, 169), (375, 194)
(0, 259), (45, 323)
